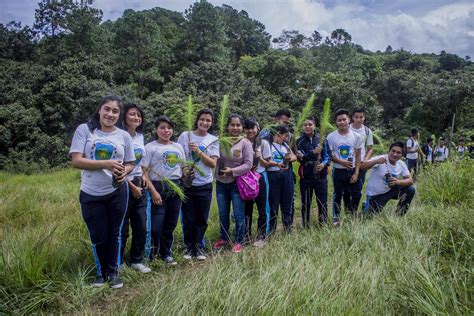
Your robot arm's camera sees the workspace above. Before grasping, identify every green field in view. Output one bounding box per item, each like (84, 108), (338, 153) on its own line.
(1, 161), (473, 314)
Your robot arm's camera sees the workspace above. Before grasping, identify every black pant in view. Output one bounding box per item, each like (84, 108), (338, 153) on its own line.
(342, 169), (366, 212)
(268, 169), (294, 233)
(181, 183), (212, 253)
(120, 187), (148, 264)
(332, 168), (362, 223)
(244, 172), (270, 240)
(407, 158), (418, 180)
(367, 186), (416, 215)
(300, 177), (328, 227)
(150, 180), (182, 259)
(80, 184), (128, 278)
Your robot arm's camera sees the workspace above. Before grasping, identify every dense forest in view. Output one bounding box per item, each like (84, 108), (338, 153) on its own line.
(1, 0), (473, 172)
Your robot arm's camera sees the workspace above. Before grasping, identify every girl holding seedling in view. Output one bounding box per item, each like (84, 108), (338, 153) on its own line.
(296, 117), (331, 227)
(177, 109), (220, 260)
(69, 95), (135, 289)
(214, 114), (254, 253)
(267, 125), (297, 233)
(119, 103), (151, 274)
(141, 116), (186, 266)
(243, 118), (271, 247)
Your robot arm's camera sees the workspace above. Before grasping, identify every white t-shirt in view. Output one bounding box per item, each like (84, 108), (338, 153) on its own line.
(434, 146), (449, 161)
(406, 138), (419, 160)
(456, 146), (466, 157)
(128, 132), (145, 180)
(326, 130), (363, 169)
(141, 141), (185, 181)
(426, 146), (433, 162)
(366, 154), (410, 196)
(256, 139), (271, 174)
(69, 124), (135, 196)
(267, 142), (289, 172)
(177, 131), (220, 186)
(350, 124), (373, 160)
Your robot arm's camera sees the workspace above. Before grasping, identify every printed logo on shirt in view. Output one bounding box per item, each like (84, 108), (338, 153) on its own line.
(91, 140), (116, 160)
(233, 149), (241, 158)
(338, 144), (351, 159)
(190, 144), (206, 162)
(133, 146), (144, 165)
(272, 150), (283, 163)
(163, 151), (181, 170)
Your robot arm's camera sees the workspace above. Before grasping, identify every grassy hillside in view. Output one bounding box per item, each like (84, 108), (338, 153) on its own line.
(0, 161), (473, 314)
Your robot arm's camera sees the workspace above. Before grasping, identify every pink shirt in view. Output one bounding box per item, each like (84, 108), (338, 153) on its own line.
(216, 138), (254, 183)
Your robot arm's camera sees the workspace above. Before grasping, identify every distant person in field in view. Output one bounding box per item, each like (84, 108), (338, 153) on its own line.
(469, 135), (474, 159)
(266, 125), (297, 233)
(141, 116), (186, 266)
(422, 138), (434, 164)
(243, 118), (271, 247)
(434, 137), (449, 162)
(296, 117), (331, 227)
(326, 108), (363, 226)
(456, 139), (467, 159)
(406, 128), (425, 180)
(361, 142), (415, 215)
(119, 103), (151, 274)
(177, 109), (219, 261)
(69, 95), (135, 289)
(213, 114), (253, 254)
(343, 107), (374, 212)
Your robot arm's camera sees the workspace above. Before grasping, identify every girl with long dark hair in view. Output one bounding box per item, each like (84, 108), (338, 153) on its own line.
(69, 95), (135, 289)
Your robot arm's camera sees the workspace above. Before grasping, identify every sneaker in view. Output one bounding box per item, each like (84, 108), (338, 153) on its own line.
(231, 243), (243, 253)
(213, 239), (228, 249)
(195, 249), (207, 261)
(164, 256), (178, 266)
(109, 274), (123, 289)
(91, 276), (105, 288)
(183, 249), (193, 260)
(130, 263), (151, 273)
(253, 239), (266, 248)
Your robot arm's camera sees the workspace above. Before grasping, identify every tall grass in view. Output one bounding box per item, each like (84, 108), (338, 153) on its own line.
(0, 161), (472, 314)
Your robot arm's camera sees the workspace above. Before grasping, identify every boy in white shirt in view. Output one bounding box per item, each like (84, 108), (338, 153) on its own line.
(361, 141), (415, 215)
(326, 109), (363, 226)
(406, 128), (425, 180)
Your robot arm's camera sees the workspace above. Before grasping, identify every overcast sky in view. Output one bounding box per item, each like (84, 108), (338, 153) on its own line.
(1, 0), (473, 57)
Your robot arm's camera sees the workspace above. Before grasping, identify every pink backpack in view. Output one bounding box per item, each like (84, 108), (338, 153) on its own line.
(237, 171), (261, 201)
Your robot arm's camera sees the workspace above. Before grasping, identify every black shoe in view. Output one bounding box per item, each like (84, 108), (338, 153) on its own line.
(109, 274), (123, 289)
(91, 276), (105, 288)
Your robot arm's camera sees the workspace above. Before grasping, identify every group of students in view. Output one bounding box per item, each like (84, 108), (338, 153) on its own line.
(70, 96), (417, 289)
(404, 128), (471, 180)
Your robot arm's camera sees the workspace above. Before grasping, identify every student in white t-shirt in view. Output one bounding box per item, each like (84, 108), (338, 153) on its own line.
(361, 141), (415, 215)
(456, 139), (468, 159)
(177, 109), (220, 261)
(434, 137), (449, 162)
(141, 116), (186, 266)
(69, 96), (135, 289)
(118, 103), (151, 274)
(326, 108), (363, 226)
(243, 118), (271, 247)
(343, 107), (374, 213)
(406, 128), (425, 180)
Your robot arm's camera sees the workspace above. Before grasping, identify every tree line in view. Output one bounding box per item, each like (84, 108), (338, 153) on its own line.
(1, 0), (473, 172)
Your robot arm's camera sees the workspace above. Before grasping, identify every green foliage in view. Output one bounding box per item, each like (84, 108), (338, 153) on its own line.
(319, 97), (334, 142)
(293, 93), (315, 141)
(161, 177), (186, 201)
(417, 160), (473, 206)
(0, 1), (473, 171)
(185, 95), (194, 131)
(218, 95), (230, 138)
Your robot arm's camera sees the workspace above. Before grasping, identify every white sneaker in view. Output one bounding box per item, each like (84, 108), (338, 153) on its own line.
(131, 263), (151, 273)
(195, 249), (207, 261)
(253, 239), (267, 248)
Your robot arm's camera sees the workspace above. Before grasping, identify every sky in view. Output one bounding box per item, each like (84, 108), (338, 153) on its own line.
(1, 0), (473, 57)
